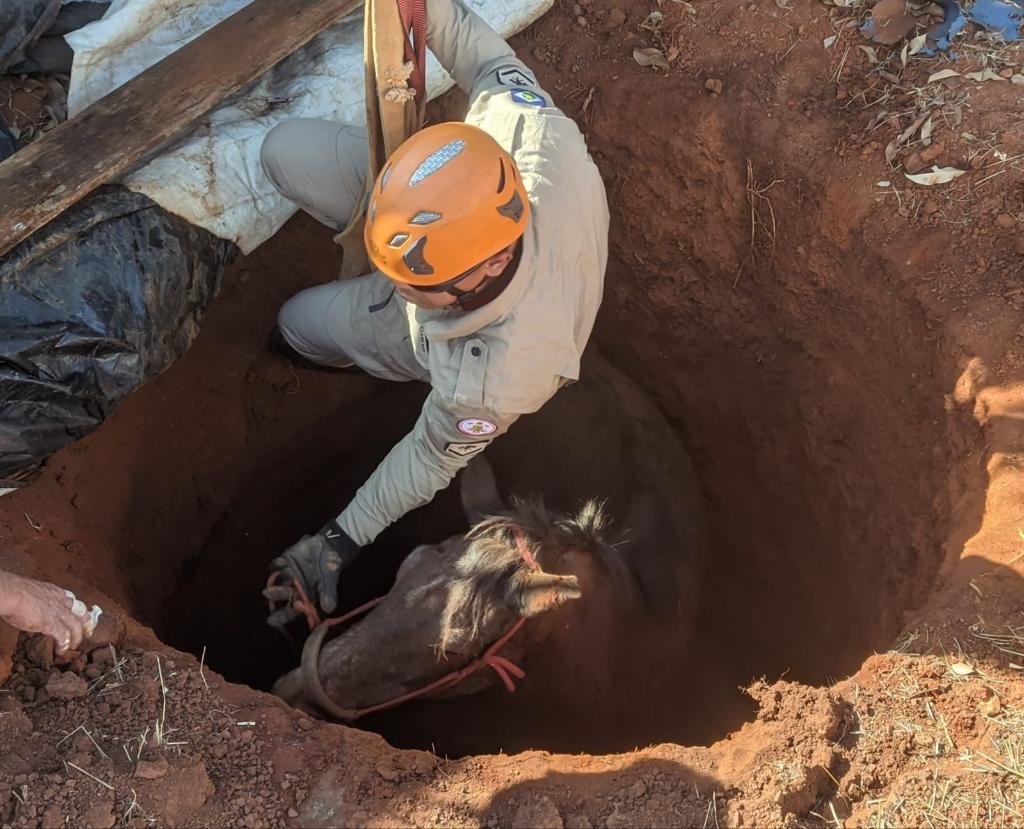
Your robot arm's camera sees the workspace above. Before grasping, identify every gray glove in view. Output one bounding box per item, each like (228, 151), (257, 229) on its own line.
(265, 520), (361, 628)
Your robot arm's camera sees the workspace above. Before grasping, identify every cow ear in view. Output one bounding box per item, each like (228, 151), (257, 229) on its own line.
(459, 457), (504, 524)
(509, 571), (582, 617)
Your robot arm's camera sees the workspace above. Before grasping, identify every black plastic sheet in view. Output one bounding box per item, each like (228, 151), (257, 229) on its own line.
(0, 121), (16, 160)
(0, 0), (60, 73)
(0, 187), (236, 487)
(6, 2), (112, 75)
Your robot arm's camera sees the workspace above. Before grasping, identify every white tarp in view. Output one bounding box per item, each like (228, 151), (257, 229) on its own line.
(64, 0), (552, 253)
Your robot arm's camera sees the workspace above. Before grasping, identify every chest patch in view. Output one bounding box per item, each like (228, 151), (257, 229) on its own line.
(457, 418), (498, 437)
(510, 88), (546, 108)
(497, 67), (537, 88)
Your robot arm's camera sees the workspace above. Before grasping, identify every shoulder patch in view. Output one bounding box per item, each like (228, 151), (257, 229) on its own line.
(445, 441), (488, 459)
(457, 418), (498, 437)
(510, 88), (546, 108)
(497, 67), (537, 88)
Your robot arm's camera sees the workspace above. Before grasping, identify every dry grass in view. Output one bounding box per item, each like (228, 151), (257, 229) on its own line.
(733, 159), (782, 287)
(701, 789), (720, 829)
(854, 621), (1024, 827)
(122, 788), (158, 826)
(972, 623), (1024, 669)
(745, 159), (781, 259)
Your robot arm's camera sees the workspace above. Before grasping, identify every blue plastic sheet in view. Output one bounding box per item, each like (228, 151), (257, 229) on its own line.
(970, 0), (1023, 40)
(927, 0), (1022, 52)
(930, 0), (967, 50)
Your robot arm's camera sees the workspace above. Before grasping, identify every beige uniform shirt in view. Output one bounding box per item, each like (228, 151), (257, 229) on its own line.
(337, 0), (609, 546)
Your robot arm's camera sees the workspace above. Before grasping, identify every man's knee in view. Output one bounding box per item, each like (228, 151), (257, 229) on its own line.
(260, 119), (369, 230)
(260, 119), (306, 200)
(277, 285), (356, 369)
(277, 288), (321, 359)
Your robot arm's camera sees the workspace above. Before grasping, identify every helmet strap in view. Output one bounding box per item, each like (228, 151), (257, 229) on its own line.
(450, 239), (523, 312)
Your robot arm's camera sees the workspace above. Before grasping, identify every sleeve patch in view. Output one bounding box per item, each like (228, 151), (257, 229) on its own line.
(457, 417), (498, 436)
(445, 442), (489, 458)
(497, 67), (537, 88)
(510, 89), (546, 108)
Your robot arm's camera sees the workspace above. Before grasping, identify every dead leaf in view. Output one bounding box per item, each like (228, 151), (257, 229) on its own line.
(666, 45), (680, 62)
(669, 0), (697, 14)
(1012, 74), (1024, 85)
(928, 69), (960, 83)
(979, 696), (1002, 716)
(632, 47), (670, 70)
(823, 34), (838, 49)
(948, 661), (976, 676)
(858, 45), (880, 64)
(775, 0), (792, 8)
(965, 69), (1006, 82)
(896, 110), (931, 146)
(905, 166), (967, 186)
(920, 115), (933, 146)
(908, 33), (928, 55)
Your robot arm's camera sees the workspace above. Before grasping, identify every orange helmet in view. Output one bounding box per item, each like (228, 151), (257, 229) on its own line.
(364, 122), (531, 288)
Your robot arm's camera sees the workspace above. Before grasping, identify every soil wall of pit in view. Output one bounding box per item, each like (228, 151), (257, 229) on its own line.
(148, 89), (963, 752)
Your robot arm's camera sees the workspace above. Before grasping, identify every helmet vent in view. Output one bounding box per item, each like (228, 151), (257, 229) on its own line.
(409, 139), (467, 186)
(409, 210), (443, 225)
(497, 190), (525, 223)
(497, 158), (507, 193)
(380, 163), (393, 192)
(403, 236), (435, 276)
(388, 232), (410, 248)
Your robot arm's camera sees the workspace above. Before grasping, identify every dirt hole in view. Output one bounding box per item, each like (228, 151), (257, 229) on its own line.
(142, 229), (952, 759)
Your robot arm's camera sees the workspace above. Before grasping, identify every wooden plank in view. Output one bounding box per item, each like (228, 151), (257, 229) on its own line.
(0, 0), (363, 257)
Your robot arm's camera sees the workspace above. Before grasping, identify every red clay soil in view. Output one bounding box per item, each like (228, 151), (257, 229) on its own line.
(3, 0), (1024, 825)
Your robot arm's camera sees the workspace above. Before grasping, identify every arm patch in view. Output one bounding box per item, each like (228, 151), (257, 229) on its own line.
(496, 66), (537, 87)
(445, 442), (488, 458)
(509, 88), (546, 107)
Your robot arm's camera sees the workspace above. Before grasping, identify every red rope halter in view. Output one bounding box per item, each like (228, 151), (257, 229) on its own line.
(298, 527), (539, 721)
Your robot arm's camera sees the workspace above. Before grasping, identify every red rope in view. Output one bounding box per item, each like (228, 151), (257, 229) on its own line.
(346, 616), (528, 717)
(323, 595), (387, 628)
(300, 526), (541, 719)
(397, 0), (427, 103)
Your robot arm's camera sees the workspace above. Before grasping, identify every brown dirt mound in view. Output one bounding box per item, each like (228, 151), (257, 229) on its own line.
(4, 0), (1024, 824)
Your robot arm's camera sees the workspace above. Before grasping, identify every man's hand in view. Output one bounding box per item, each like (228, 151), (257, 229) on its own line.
(0, 571), (90, 654)
(265, 520), (361, 629)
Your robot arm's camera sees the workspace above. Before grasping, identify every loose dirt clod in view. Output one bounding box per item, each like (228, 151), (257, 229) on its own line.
(45, 671), (88, 700)
(24, 635), (54, 669)
(134, 757), (168, 780)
